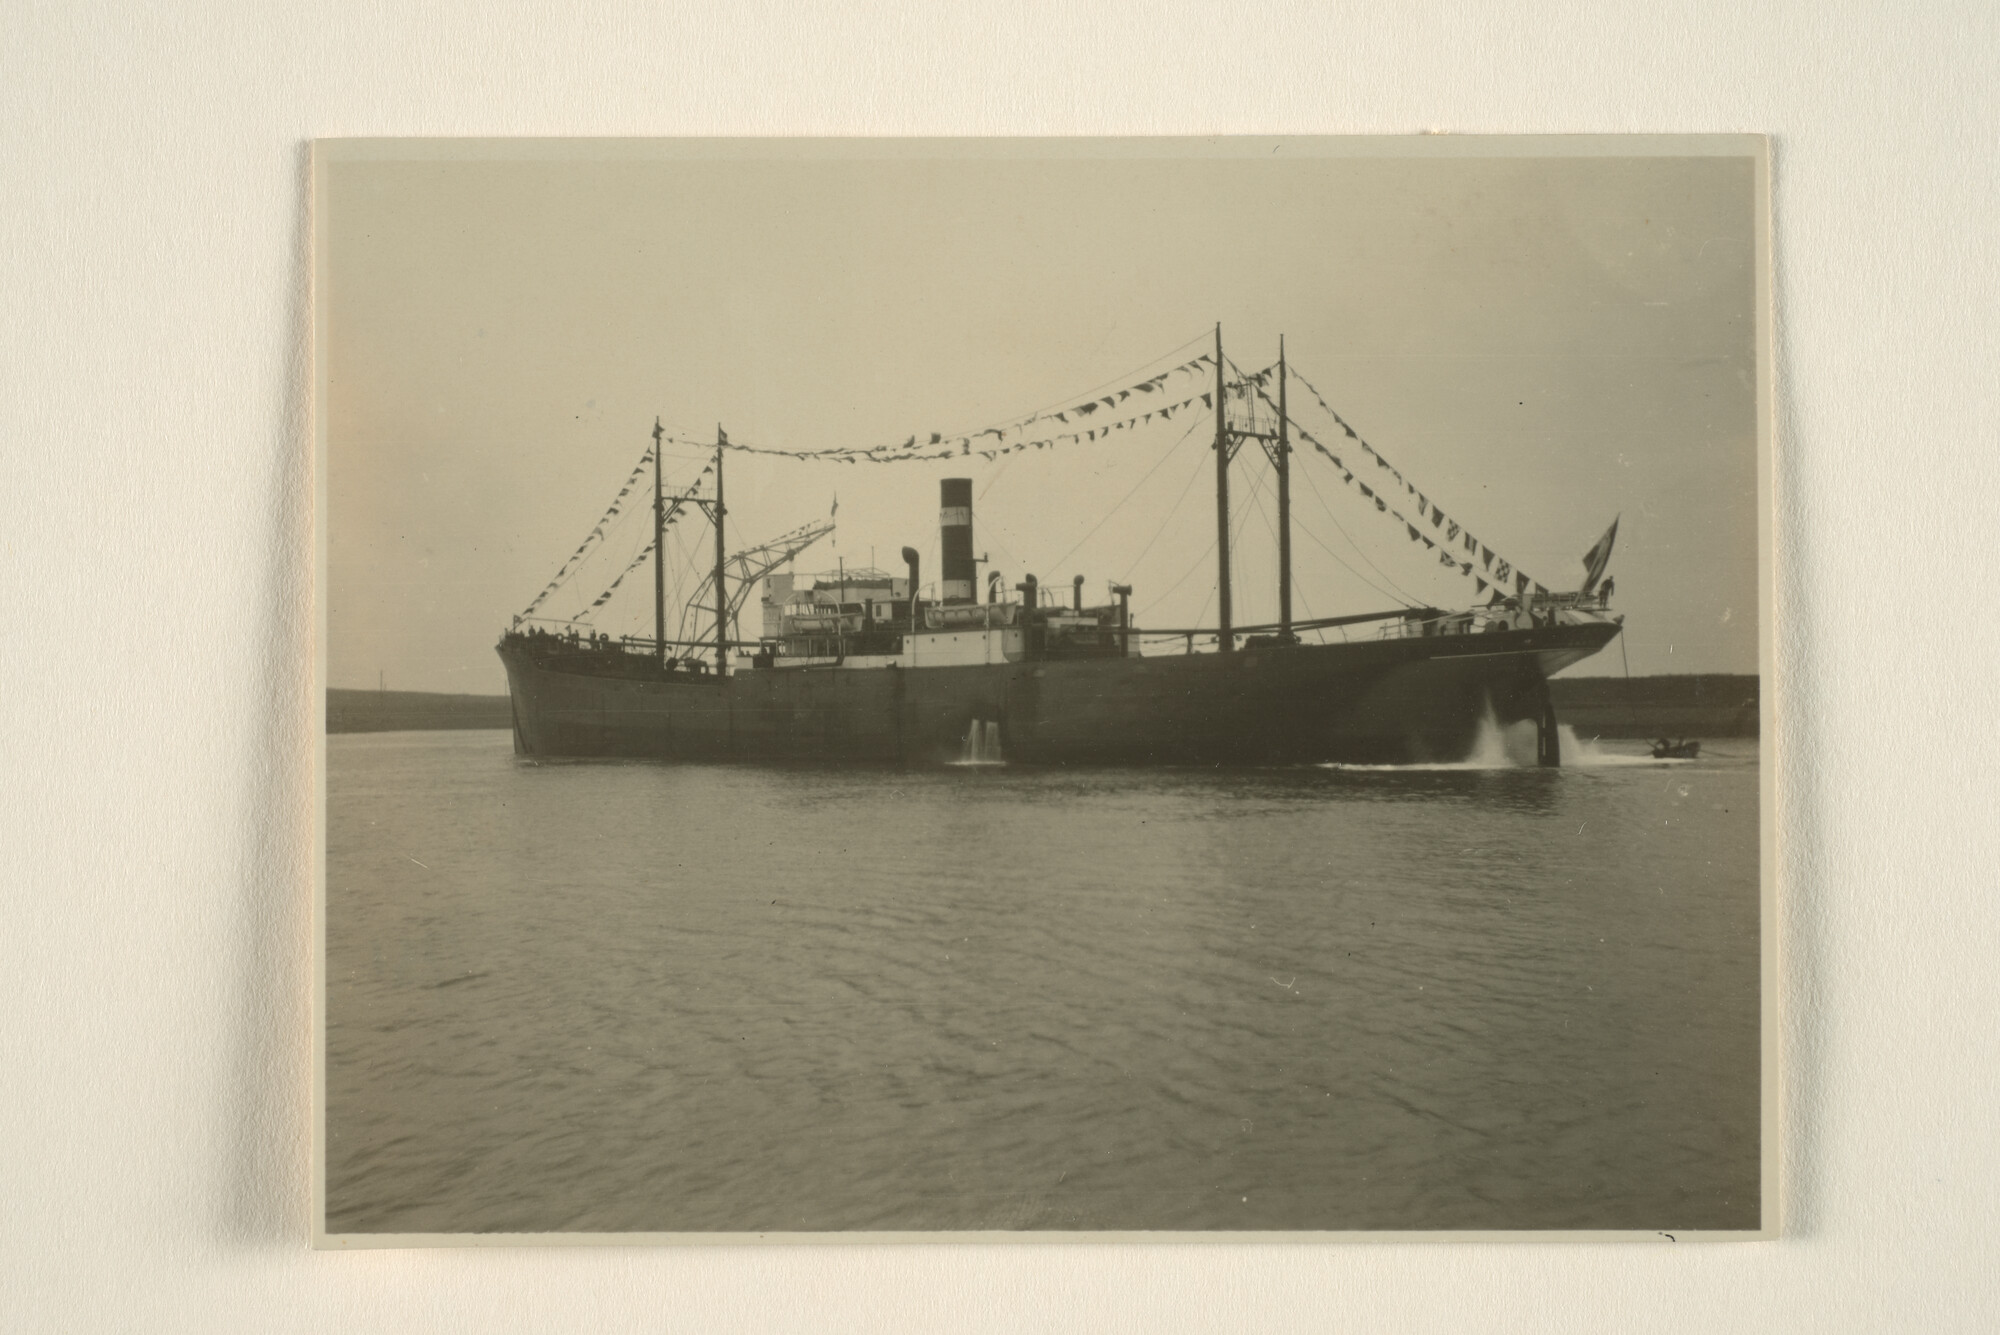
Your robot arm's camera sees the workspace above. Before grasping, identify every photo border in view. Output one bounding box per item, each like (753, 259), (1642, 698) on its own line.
(311, 133), (1777, 1247)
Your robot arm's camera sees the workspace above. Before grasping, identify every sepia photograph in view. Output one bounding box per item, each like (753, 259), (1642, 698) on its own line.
(315, 136), (1773, 1241)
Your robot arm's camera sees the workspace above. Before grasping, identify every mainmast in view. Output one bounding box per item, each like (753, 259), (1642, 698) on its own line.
(1276, 336), (1292, 642)
(652, 418), (666, 664)
(1213, 323), (1233, 653)
(713, 426), (728, 675)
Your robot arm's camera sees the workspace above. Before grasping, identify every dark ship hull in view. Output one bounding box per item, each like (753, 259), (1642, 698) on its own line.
(497, 620), (1620, 767)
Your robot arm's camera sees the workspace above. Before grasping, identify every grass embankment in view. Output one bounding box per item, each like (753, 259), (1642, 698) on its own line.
(1549, 673), (1758, 739)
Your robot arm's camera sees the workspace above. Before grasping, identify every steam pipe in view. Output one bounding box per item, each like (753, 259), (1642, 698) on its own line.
(901, 546), (921, 630)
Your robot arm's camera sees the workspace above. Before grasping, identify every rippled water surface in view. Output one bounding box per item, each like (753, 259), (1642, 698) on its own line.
(325, 729), (1760, 1233)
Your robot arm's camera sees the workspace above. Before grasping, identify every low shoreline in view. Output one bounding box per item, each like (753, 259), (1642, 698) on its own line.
(327, 688), (512, 734)
(328, 674), (1758, 739)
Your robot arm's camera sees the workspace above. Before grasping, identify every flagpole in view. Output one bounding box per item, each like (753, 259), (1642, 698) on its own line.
(713, 425), (728, 675)
(1213, 323), (1233, 653)
(652, 419), (666, 666)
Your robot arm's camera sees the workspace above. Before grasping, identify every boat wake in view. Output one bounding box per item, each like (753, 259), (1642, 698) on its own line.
(1320, 702), (1693, 772)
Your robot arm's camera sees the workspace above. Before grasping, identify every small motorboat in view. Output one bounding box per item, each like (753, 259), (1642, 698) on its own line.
(1650, 738), (1701, 760)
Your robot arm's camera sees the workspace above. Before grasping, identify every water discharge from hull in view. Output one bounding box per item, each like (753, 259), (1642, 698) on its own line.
(954, 719), (1005, 766)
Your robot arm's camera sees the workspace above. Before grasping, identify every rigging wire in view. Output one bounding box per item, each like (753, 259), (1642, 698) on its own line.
(1259, 375), (1421, 605)
(1228, 461), (1272, 626)
(1138, 533), (1216, 619)
(1215, 360), (1418, 608)
(1120, 428), (1214, 584)
(1190, 480), (1265, 634)
(1046, 413), (1206, 576)
(1144, 472), (1261, 627)
(1292, 459), (1418, 606)
(1279, 362), (1538, 593)
(572, 474), (705, 624)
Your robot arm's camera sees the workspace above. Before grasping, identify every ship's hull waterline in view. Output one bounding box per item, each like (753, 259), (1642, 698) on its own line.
(497, 621), (1621, 767)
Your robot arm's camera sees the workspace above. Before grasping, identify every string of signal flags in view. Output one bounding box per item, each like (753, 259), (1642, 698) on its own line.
(519, 449), (712, 620)
(524, 345), (1222, 621)
(651, 355), (1550, 603)
(1245, 363), (1552, 604)
(659, 352), (1230, 465)
(528, 338), (1558, 621)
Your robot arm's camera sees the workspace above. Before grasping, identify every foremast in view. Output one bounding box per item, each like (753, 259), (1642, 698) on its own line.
(712, 427), (727, 674)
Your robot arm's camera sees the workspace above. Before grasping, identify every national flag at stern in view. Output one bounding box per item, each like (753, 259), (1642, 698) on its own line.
(1580, 515), (1620, 593)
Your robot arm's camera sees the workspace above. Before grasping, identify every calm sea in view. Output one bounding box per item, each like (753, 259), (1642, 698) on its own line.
(324, 728), (1761, 1234)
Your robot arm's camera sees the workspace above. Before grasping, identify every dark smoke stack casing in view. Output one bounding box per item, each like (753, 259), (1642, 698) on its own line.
(901, 547), (921, 627)
(1072, 575), (1085, 611)
(940, 478), (974, 604)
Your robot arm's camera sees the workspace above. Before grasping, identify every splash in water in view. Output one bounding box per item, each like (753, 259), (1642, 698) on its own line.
(1556, 724), (1691, 767)
(1323, 698), (1692, 771)
(954, 719), (1004, 766)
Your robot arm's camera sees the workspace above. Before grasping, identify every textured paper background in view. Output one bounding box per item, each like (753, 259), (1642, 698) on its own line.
(3, 1), (1996, 1330)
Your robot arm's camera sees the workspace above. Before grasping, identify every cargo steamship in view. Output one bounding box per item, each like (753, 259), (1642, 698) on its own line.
(498, 331), (1624, 766)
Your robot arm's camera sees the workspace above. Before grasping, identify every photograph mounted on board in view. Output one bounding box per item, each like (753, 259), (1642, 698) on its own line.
(314, 137), (1774, 1242)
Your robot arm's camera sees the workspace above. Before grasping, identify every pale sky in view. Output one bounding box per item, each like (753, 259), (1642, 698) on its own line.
(323, 140), (1762, 694)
